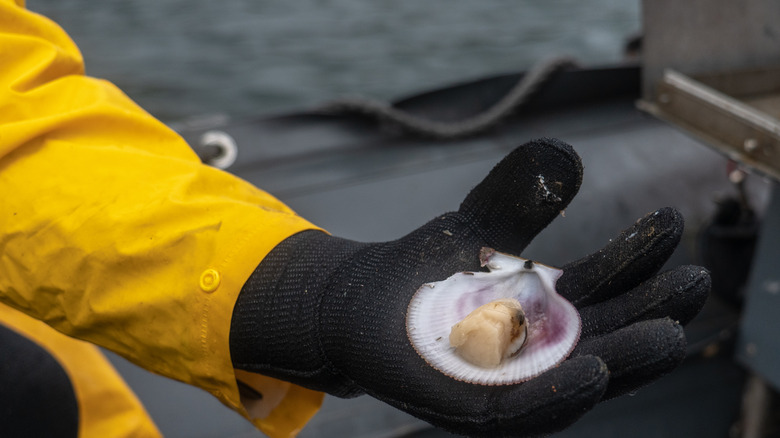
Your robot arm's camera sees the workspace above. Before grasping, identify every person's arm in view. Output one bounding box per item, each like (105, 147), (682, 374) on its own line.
(0, 2), (322, 436)
(0, 303), (161, 438)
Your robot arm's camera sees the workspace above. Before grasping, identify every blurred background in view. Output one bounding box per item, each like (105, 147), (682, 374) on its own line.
(29, 0), (640, 123)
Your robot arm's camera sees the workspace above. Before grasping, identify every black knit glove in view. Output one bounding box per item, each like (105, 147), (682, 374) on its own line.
(230, 138), (709, 437)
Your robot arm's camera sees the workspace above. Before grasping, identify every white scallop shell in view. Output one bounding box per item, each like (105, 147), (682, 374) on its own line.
(406, 248), (581, 385)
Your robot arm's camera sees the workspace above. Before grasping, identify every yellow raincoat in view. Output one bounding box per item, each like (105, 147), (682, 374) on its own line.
(0, 304), (162, 437)
(0, 1), (324, 437)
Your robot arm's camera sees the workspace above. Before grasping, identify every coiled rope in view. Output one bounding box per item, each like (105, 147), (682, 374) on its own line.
(317, 56), (579, 140)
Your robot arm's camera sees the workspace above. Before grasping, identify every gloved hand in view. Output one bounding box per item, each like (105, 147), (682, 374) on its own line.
(229, 138), (709, 437)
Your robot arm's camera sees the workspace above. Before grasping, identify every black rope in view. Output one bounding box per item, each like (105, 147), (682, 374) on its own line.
(318, 56), (579, 139)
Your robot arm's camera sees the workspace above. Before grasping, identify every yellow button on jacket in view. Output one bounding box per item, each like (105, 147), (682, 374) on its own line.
(0, 1), (324, 437)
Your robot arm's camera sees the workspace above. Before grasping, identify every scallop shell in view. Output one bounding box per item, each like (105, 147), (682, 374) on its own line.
(406, 248), (581, 385)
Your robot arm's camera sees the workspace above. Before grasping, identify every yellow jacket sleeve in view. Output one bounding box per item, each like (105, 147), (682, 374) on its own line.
(0, 2), (323, 437)
(0, 303), (162, 438)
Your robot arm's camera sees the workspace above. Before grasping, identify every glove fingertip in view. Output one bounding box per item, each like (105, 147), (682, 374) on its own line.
(559, 207), (687, 306)
(595, 318), (687, 400)
(648, 206), (685, 244)
(458, 138), (583, 253)
(540, 355), (610, 432)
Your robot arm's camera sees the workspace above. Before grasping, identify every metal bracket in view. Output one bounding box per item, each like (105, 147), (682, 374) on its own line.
(638, 68), (780, 181)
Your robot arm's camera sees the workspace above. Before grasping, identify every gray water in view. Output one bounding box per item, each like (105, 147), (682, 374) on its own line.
(29, 0), (640, 123)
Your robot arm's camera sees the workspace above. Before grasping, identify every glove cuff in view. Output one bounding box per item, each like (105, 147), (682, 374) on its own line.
(229, 230), (368, 397)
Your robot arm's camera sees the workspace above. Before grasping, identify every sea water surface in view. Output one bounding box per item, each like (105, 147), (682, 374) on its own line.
(29, 0), (640, 123)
